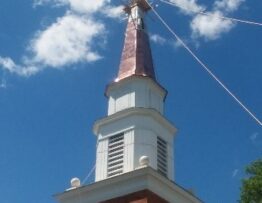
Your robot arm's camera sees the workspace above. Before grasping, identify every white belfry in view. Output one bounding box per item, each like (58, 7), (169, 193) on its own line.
(93, 1), (177, 182)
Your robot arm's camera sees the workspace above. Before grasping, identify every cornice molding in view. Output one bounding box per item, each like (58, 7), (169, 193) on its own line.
(93, 107), (176, 135)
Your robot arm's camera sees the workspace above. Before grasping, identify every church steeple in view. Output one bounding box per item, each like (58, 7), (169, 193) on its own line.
(117, 0), (156, 81)
(55, 1), (203, 203)
(93, 0), (176, 182)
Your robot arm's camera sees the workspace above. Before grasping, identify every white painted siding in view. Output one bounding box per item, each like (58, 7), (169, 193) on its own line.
(95, 111), (175, 181)
(168, 144), (175, 180)
(95, 77), (175, 182)
(107, 78), (165, 115)
(123, 130), (135, 172)
(149, 89), (163, 113)
(95, 138), (108, 181)
(108, 96), (115, 115)
(133, 129), (157, 170)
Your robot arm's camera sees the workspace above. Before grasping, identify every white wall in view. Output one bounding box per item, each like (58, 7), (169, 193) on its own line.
(133, 128), (158, 170)
(95, 139), (108, 181)
(123, 130), (135, 173)
(107, 78), (165, 116)
(95, 111), (175, 181)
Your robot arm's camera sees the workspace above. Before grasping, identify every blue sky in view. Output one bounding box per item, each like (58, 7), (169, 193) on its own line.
(0, 0), (261, 202)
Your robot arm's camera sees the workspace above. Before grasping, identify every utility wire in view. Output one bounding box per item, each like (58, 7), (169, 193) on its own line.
(82, 164), (96, 184)
(82, 139), (99, 185)
(145, 1), (262, 126)
(160, 0), (262, 27)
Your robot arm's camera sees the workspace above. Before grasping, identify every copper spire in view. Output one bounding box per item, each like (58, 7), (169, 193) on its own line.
(117, 0), (156, 81)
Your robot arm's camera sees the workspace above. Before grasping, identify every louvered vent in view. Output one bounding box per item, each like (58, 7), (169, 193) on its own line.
(107, 133), (124, 177)
(157, 136), (168, 177)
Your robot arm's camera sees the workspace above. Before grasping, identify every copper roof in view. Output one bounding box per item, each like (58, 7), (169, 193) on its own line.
(117, 18), (156, 81)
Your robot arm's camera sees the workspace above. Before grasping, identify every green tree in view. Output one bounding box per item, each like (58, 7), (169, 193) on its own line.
(240, 159), (262, 203)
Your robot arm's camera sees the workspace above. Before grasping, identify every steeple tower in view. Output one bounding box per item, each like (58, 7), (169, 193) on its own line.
(94, 0), (176, 181)
(55, 1), (202, 203)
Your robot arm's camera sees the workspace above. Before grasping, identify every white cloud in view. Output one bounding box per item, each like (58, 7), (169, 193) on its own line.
(0, 0), (246, 77)
(29, 14), (104, 67)
(34, 0), (109, 13)
(150, 33), (184, 50)
(250, 132), (259, 142)
(102, 5), (124, 19)
(232, 169), (239, 178)
(0, 0), (121, 77)
(172, 38), (189, 49)
(0, 57), (40, 77)
(168, 0), (205, 14)
(59, 0), (109, 14)
(167, 0), (244, 41)
(215, 0), (245, 12)
(189, 0), (244, 40)
(191, 11), (234, 40)
(0, 78), (7, 89)
(33, 0), (49, 7)
(0, 13), (105, 77)
(150, 34), (167, 45)
(0, 57), (16, 72)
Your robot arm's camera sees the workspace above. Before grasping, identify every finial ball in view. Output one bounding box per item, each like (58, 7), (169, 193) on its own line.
(139, 156), (150, 166)
(70, 177), (81, 188)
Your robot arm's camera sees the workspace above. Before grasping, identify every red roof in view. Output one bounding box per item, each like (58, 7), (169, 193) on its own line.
(117, 18), (156, 81)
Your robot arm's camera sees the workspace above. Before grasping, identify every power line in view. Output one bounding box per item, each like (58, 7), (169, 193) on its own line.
(82, 139), (99, 185)
(145, 1), (262, 126)
(159, 0), (262, 27)
(82, 164), (96, 184)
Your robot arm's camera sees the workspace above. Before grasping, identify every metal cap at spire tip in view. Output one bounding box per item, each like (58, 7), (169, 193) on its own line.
(124, 0), (151, 13)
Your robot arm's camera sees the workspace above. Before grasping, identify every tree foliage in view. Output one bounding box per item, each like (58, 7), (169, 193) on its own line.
(240, 159), (262, 203)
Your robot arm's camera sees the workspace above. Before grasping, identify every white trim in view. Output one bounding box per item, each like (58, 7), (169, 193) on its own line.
(98, 127), (134, 141)
(93, 107), (177, 135)
(55, 167), (202, 203)
(106, 76), (167, 100)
